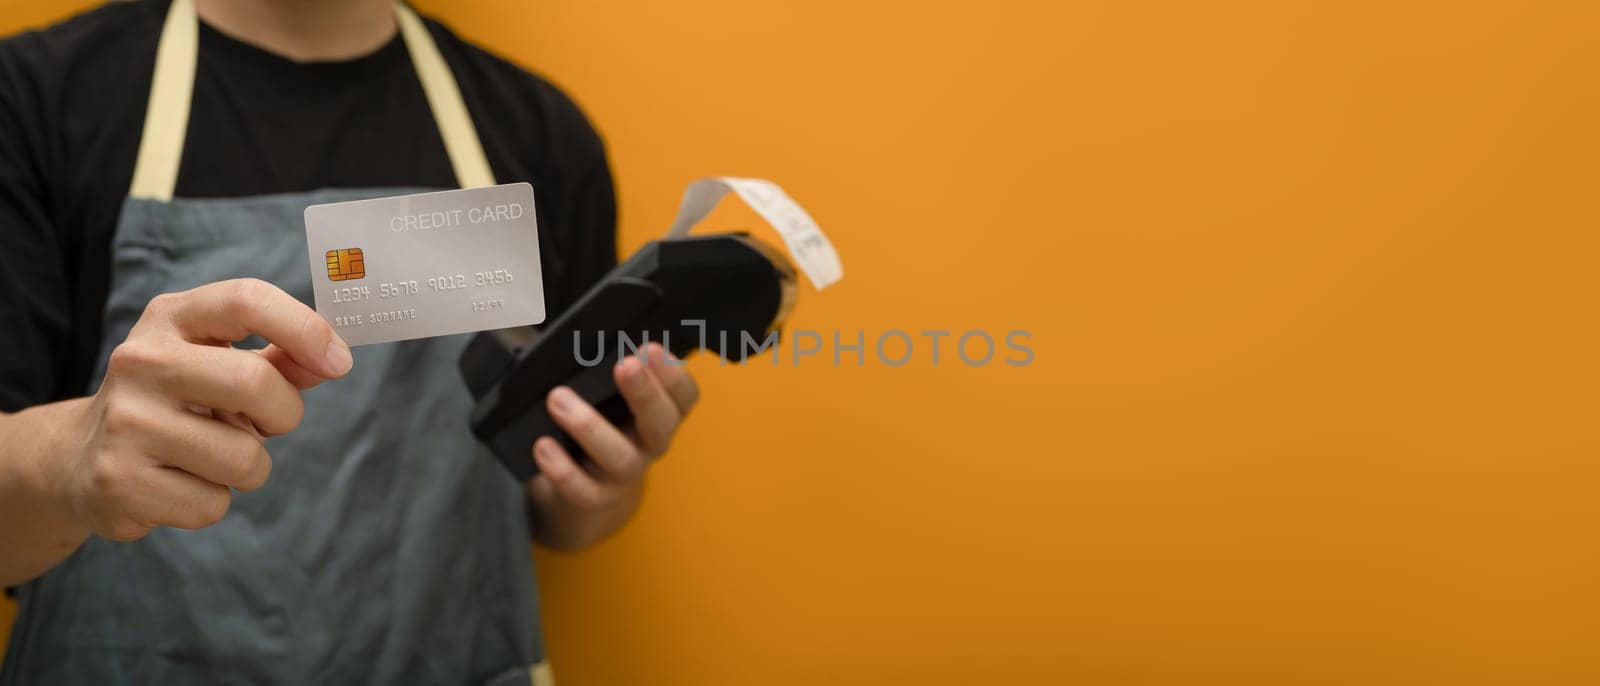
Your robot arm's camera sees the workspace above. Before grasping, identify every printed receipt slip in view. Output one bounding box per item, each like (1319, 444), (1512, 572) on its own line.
(303, 182), (547, 346)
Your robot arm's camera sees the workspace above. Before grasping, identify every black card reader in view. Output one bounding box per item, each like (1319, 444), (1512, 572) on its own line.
(459, 233), (797, 480)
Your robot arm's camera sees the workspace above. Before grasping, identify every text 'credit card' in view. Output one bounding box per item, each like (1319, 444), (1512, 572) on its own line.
(304, 182), (546, 346)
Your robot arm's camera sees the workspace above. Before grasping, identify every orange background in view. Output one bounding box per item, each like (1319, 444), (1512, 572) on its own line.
(5, 1), (1600, 683)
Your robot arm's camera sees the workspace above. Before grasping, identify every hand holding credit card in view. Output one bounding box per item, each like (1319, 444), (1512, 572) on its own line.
(304, 182), (546, 346)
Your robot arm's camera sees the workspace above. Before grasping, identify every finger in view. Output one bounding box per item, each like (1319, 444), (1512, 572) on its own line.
(614, 355), (680, 458)
(136, 404), (273, 491)
(163, 278), (353, 379)
(546, 386), (644, 481)
(211, 409), (265, 441)
(531, 437), (607, 509)
(153, 344), (304, 435)
(257, 344), (328, 391)
(127, 464), (233, 531)
(644, 344), (699, 414)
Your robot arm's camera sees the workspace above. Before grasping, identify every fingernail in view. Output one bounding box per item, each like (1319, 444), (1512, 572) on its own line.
(533, 439), (566, 474)
(617, 357), (641, 387)
(325, 339), (354, 376)
(549, 387), (578, 414)
(655, 346), (683, 366)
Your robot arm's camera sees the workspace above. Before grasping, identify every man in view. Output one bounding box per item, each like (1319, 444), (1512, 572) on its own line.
(0, 0), (694, 682)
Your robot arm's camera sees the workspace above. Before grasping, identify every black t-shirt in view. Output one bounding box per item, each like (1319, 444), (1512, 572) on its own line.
(0, 0), (616, 412)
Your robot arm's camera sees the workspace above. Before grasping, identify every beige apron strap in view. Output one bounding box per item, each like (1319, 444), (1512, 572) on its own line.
(128, 0), (198, 201)
(530, 660), (555, 686)
(396, 2), (496, 189)
(128, 0), (497, 200)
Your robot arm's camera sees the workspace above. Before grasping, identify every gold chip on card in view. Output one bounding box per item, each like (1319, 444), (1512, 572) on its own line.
(326, 248), (365, 281)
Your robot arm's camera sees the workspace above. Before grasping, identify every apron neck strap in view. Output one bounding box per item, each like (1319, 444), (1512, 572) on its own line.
(393, 4), (496, 190)
(127, 0), (197, 201)
(128, 0), (497, 201)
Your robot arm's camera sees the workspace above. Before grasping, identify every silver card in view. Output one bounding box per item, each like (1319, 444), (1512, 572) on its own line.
(304, 183), (546, 346)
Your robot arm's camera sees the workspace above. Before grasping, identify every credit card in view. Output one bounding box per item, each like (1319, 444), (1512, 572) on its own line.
(303, 182), (546, 346)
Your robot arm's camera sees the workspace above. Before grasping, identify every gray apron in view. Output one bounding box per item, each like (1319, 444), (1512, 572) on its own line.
(1, 2), (551, 684)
